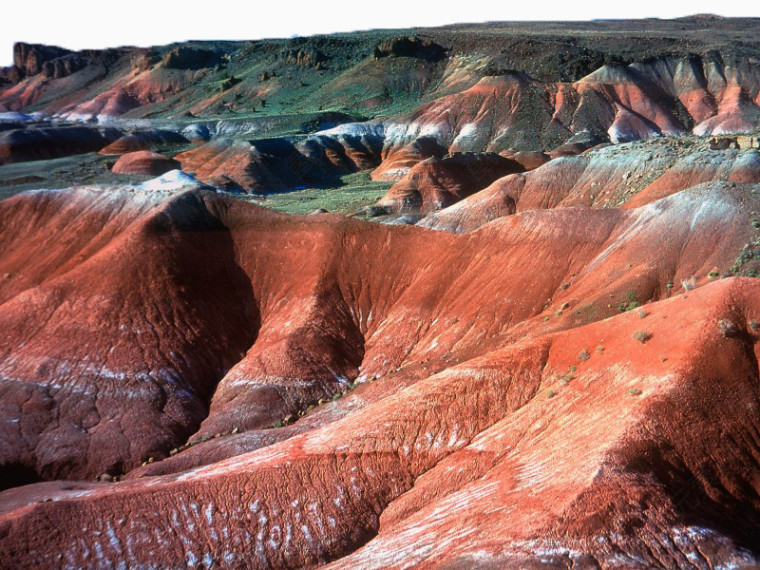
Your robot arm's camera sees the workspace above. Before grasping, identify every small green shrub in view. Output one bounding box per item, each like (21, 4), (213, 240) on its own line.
(619, 290), (640, 312)
(633, 331), (653, 344)
(717, 319), (739, 338)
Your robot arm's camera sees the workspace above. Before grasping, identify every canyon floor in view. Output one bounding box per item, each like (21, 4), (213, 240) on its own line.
(2, 15), (760, 570)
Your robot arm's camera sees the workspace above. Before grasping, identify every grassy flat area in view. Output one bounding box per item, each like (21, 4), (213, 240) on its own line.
(232, 170), (392, 215)
(0, 153), (152, 200)
(0, 155), (392, 218)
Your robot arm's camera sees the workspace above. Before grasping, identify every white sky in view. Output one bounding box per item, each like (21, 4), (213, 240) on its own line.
(2, 0), (759, 67)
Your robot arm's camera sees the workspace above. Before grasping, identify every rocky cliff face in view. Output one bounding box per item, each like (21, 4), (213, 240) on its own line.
(13, 43), (73, 77)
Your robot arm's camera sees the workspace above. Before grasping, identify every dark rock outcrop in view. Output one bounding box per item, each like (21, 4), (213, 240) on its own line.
(374, 37), (447, 62)
(12, 42), (73, 79)
(162, 46), (223, 70)
(282, 47), (328, 68)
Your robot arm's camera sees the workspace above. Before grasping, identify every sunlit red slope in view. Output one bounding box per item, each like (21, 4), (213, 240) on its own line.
(420, 141), (760, 232)
(0, 181), (760, 567)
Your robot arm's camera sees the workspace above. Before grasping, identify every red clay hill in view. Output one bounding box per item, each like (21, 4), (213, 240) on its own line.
(376, 152), (524, 214)
(3, 15), (760, 570)
(4, 18), (760, 194)
(419, 139), (760, 232)
(111, 150), (180, 176)
(1, 172), (760, 566)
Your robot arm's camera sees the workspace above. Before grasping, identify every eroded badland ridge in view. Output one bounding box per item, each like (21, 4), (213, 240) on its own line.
(2, 16), (760, 569)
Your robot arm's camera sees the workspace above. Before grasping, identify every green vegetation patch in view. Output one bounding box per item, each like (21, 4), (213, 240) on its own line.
(236, 170), (392, 215)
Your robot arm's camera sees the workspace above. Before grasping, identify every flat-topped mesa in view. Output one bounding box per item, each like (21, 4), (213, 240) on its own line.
(0, 20), (758, 144)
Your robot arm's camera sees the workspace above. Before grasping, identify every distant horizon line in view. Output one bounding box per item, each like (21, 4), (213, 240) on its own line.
(2, 11), (759, 68)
